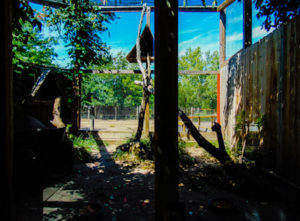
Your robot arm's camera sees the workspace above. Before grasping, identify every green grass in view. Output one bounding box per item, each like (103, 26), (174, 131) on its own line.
(69, 134), (101, 163)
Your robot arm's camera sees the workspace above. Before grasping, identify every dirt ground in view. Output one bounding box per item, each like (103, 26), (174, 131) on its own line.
(15, 132), (300, 221)
(15, 120), (300, 220)
(80, 119), (215, 145)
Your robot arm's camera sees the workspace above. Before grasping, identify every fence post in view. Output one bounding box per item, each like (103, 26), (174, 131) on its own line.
(114, 106), (117, 120)
(90, 106), (94, 131)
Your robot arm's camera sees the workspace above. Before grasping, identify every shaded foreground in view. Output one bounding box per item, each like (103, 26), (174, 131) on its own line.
(16, 133), (300, 221)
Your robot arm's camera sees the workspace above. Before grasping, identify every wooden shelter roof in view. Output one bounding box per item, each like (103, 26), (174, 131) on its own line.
(126, 26), (154, 63)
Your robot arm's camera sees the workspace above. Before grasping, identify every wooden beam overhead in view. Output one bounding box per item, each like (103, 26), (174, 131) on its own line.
(29, 1), (218, 12)
(84, 69), (219, 75)
(217, 0), (236, 12)
(180, 70), (219, 75)
(86, 69), (146, 74)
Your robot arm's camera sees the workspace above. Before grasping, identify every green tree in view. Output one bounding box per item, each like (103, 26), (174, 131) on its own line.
(44, 0), (114, 70)
(13, 20), (58, 74)
(178, 47), (219, 111)
(12, 0), (57, 74)
(81, 51), (143, 108)
(44, 0), (115, 131)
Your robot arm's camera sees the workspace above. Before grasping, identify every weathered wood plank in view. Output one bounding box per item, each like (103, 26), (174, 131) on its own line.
(219, 9), (226, 66)
(217, 0), (236, 12)
(221, 16), (300, 183)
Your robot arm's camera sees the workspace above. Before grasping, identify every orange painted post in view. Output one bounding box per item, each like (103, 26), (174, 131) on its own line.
(217, 73), (221, 124)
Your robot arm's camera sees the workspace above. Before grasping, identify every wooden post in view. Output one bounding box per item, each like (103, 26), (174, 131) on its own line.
(243, 0), (252, 48)
(76, 74), (82, 130)
(219, 9), (226, 65)
(1, 0), (14, 219)
(217, 73), (221, 124)
(143, 7), (151, 138)
(155, 0), (183, 220)
(146, 6), (151, 27)
(114, 106), (117, 120)
(145, 102), (150, 136)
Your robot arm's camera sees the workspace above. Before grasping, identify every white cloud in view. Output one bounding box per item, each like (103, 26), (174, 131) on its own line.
(226, 32), (243, 42)
(227, 15), (243, 24)
(179, 28), (201, 35)
(179, 42), (219, 57)
(252, 26), (274, 39)
(109, 46), (132, 56)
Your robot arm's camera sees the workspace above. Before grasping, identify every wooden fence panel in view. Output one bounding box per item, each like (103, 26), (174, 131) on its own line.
(220, 16), (300, 183)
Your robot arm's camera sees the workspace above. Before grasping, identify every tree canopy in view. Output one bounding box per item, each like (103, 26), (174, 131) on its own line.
(44, 0), (115, 71)
(81, 51), (144, 108)
(178, 47), (219, 111)
(254, 0), (300, 31)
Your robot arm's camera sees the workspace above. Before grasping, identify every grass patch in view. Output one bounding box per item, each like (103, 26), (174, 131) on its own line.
(69, 134), (101, 163)
(113, 137), (154, 169)
(178, 138), (197, 167)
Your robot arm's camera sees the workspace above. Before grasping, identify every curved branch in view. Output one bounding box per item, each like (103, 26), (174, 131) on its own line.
(136, 3), (148, 87)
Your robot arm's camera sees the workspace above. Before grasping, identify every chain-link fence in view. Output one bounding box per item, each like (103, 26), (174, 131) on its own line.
(81, 105), (155, 120)
(82, 106), (214, 120)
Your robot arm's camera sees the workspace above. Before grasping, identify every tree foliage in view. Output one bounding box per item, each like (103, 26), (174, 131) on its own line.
(12, 0), (58, 75)
(81, 51), (144, 108)
(44, 0), (115, 71)
(254, 0), (300, 31)
(178, 47), (219, 111)
(13, 20), (58, 74)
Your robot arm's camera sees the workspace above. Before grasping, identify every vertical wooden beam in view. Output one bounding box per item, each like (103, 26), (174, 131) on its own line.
(146, 6), (151, 27)
(77, 74), (82, 130)
(144, 7), (151, 137)
(144, 102), (150, 136)
(0, 0), (14, 219)
(243, 0), (252, 48)
(155, 0), (182, 220)
(217, 73), (220, 124)
(219, 9), (226, 65)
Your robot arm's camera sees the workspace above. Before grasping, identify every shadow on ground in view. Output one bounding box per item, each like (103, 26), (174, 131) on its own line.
(42, 131), (154, 221)
(15, 131), (300, 221)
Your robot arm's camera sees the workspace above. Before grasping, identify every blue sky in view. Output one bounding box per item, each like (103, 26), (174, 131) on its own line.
(31, 1), (274, 67)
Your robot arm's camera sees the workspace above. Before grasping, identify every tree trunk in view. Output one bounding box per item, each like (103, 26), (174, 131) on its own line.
(134, 5), (152, 141)
(70, 66), (81, 134)
(179, 109), (234, 167)
(135, 90), (150, 141)
(50, 96), (65, 128)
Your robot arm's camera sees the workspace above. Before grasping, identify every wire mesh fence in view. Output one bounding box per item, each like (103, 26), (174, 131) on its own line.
(81, 106), (215, 120)
(81, 105), (154, 120)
